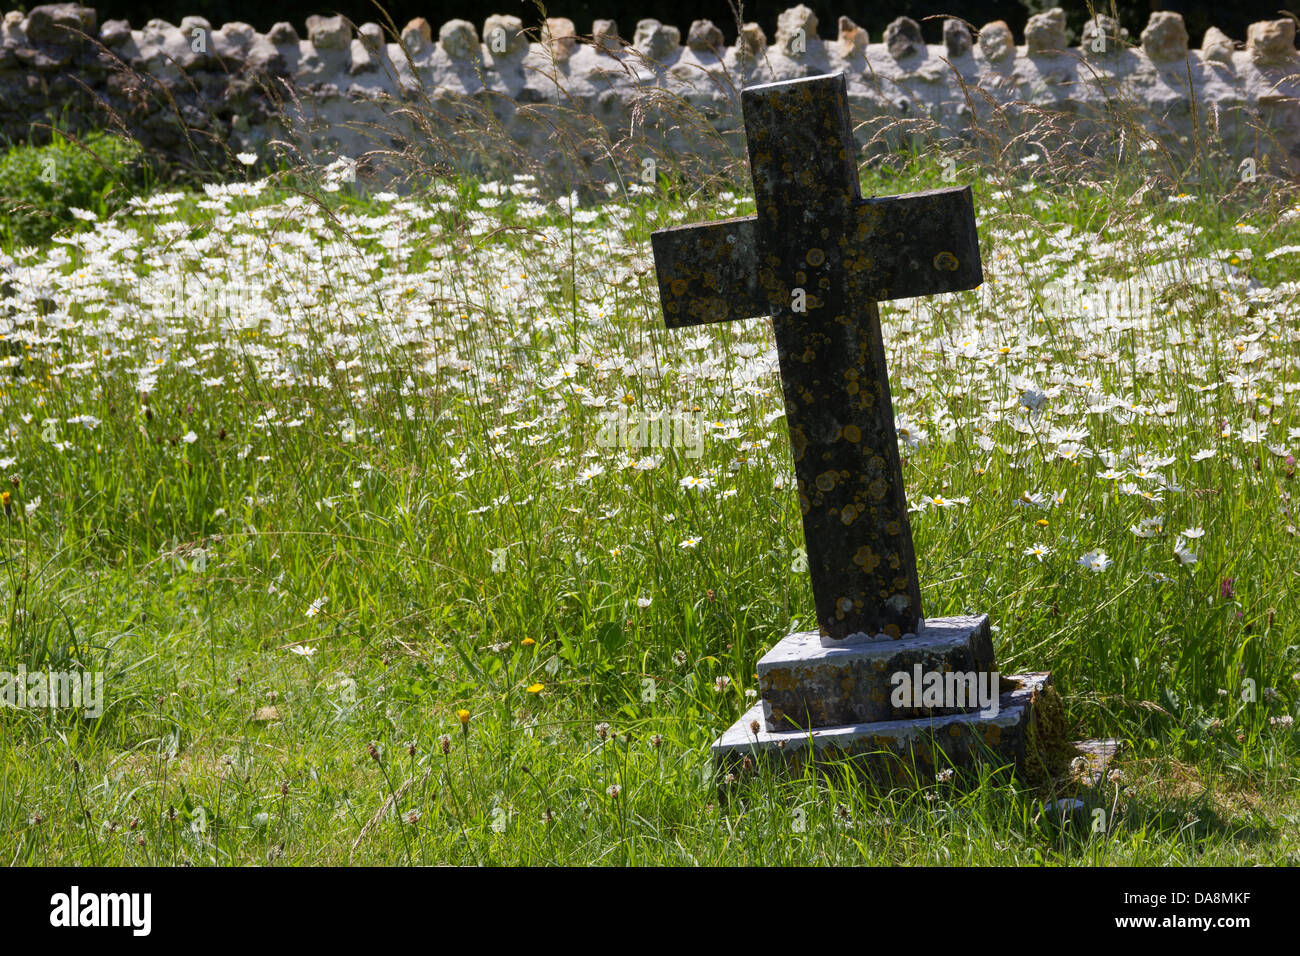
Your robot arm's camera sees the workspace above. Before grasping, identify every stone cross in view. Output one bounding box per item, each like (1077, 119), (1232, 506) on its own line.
(651, 72), (983, 644)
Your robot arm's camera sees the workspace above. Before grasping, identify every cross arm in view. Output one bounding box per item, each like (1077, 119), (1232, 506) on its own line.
(851, 185), (984, 302)
(650, 216), (772, 328)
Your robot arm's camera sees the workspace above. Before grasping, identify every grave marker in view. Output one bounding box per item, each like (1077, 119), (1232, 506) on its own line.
(651, 73), (1060, 781)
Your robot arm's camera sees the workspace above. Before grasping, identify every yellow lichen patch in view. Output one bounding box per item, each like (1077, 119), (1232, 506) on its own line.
(853, 545), (881, 572)
(764, 669), (800, 692)
(932, 251), (960, 272)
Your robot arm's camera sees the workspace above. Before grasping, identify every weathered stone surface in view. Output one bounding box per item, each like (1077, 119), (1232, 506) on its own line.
(438, 19), (479, 61)
(99, 18), (130, 47)
(942, 18), (972, 57)
(482, 14), (526, 60)
(1141, 12), (1188, 62)
(633, 18), (679, 61)
(837, 16), (867, 57)
(135, 19), (195, 74)
(1081, 14), (1125, 56)
(2, 10), (1296, 190)
(23, 3), (96, 45)
(776, 4), (818, 55)
(347, 43), (376, 74)
(306, 14), (350, 51)
(591, 18), (619, 53)
(213, 21), (256, 60)
(357, 22), (384, 54)
(1248, 19), (1297, 65)
(246, 31), (286, 73)
(1025, 8), (1068, 55)
(651, 75), (982, 641)
(540, 17), (576, 61)
(714, 672), (1054, 784)
(759, 616), (996, 729)
(735, 22), (767, 59)
(178, 14), (210, 36)
(266, 22), (298, 45)
(400, 17), (431, 55)
(1202, 26), (1236, 65)
(687, 19), (724, 53)
(16, 44), (75, 69)
(978, 20), (1014, 62)
(884, 16), (923, 60)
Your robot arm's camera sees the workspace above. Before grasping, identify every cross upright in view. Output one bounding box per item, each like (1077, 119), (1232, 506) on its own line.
(652, 72), (983, 644)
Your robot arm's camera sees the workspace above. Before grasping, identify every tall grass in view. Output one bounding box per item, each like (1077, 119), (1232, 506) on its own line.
(0, 14), (1296, 865)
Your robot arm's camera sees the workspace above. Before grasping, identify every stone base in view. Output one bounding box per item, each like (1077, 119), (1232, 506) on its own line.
(715, 671), (1055, 785)
(759, 614), (995, 729)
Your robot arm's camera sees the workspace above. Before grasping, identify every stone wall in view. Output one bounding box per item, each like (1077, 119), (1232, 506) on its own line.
(2, 4), (1298, 184)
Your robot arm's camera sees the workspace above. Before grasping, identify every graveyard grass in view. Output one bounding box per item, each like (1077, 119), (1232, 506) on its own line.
(1, 123), (1299, 866)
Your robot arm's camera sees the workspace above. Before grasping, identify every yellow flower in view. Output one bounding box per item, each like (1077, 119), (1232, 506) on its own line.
(456, 709), (470, 725)
(526, 683), (543, 694)
(521, 637), (535, 646)
(1036, 518), (1049, 527)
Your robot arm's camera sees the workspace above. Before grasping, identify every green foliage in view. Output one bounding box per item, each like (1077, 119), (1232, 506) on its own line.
(0, 129), (151, 250)
(0, 136), (1296, 866)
